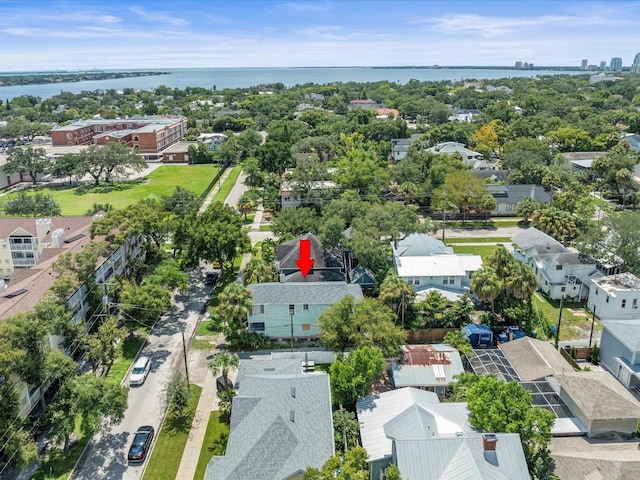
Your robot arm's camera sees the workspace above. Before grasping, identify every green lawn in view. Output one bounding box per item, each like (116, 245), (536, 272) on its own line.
(194, 411), (229, 480)
(259, 225), (272, 231)
(33, 431), (90, 480)
(212, 165), (242, 203)
(446, 237), (512, 244)
(143, 385), (202, 480)
(532, 293), (601, 341)
(1, 165), (219, 216)
(451, 244), (499, 260)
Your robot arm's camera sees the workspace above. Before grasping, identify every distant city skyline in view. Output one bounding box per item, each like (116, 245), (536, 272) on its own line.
(2, 1), (640, 71)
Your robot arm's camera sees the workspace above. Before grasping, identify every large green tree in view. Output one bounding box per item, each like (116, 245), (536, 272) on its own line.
(76, 142), (146, 185)
(208, 351), (240, 401)
(217, 282), (253, 340)
(303, 447), (369, 480)
(319, 295), (406, 357)
(4, 146), (51, 184)
(470, 267), (503, 317)
(329, 346), (386, 407)
(184, 201), (250, 276)
(465, 375), (555, 477)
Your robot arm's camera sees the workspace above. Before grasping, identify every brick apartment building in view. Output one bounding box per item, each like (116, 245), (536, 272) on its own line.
(50, 115), (188, 160)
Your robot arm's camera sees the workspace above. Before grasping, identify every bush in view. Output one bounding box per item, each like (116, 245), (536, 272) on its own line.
(591, 342), (600, 365)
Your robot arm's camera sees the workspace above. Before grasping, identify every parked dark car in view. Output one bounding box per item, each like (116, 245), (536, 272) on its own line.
(127, 426), (155, 462)
(205, 272), (219, 286)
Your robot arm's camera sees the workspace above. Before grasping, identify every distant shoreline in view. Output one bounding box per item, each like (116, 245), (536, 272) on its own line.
(0, 71), (170, 87)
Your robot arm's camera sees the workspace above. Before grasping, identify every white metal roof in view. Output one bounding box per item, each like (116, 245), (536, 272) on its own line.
(395, 255), (482, 277)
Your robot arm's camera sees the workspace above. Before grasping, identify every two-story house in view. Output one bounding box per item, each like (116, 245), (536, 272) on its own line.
(512, 227), (600, 301)
(392, 234), (482, 298)
(587, 273), (640, 322)
(246, 282), (363, 339)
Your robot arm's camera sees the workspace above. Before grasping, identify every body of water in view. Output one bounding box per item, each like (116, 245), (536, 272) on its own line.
(0, 67), (585, 100)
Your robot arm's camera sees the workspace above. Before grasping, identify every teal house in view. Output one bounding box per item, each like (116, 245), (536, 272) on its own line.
(247, 282), (363, 339)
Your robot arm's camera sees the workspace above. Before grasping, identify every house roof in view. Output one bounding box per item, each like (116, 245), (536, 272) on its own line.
(356, 387), (474, 463)
(395, 255), (482, 278)
(499, 337), (573, 381)
(205, 359), (334, 480)
(276, 233), (344, 270)
(427, 142), (482, 159)
(247, 282), (363, 305)
(512, 227), (567, 255)
(0, 216), (93, 243)
(392, 233), (453, 257)
(486, 184), (551, 204)
(393, 434), (530, 480)
(392, 345), (465, 388)
(602, 319), (640, 352)
(556, 371), (640, 422)
(282, 270), (346, 283)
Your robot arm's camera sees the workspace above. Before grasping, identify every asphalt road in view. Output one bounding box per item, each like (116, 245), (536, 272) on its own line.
(70, 270), (210, 480)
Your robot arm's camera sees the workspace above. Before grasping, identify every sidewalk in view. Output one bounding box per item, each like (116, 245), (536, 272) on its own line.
(175, 333), (223, 480)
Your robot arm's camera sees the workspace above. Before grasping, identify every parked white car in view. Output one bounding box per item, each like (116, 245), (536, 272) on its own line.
(129, 356), (151, 386)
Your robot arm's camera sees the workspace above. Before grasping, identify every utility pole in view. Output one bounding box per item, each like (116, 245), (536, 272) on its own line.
(181, 330), (191, 392)
(442, 188), (447, 243)
(290, 313), (294, 353)
(555, 295), (564, 349)
(589, 305), (596, 348)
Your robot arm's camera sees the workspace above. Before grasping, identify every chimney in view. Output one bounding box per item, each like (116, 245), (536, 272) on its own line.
(279, 273), (286, 283)
(51, 228), (65, 248)
(482, 433), (498, 451)
(530, 185), (536, 200)
(36, 218), (52, 241)
(291, 387), (296, 398)
(289, 410), (295, 423)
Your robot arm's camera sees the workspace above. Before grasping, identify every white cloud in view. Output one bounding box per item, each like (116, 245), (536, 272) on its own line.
(128, 6), (189, 27)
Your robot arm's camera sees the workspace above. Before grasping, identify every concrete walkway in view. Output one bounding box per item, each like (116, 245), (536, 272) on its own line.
(174, 169), (259, 480)
(175, 335), (224, 480)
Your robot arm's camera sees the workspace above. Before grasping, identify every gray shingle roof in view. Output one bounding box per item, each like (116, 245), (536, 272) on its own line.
(392, 233), (453, 257)
(512, 227), (567, 254)
(247, 282), (363, 305)
(556, 371), (640, 421)
(205, 359), (334, 480)
(487, 184), (551, 204)
(499, 337), (573, 381)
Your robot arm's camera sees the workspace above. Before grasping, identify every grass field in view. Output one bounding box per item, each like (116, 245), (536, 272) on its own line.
(143, 385), (202, 480)
(1, 165), (220, 216)
(452, 244), (499, 260)
(194, 411), (229, 480)
(532, 293), (600, 341)
(446, 237), (512, 244)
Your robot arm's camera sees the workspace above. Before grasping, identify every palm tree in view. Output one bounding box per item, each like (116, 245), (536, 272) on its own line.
(217, 282), (253, 339)
(486, 244), (515, 280)
(242, 157), (264, 188)
(209, 351), (240, 401)
(504, 262), (539, 329)
(237, 194), (255, 220)
(470, 267), (503, 317)
(443, 330), (473, 360)
(378, 272), (415, 327)
(243, 258), (277, 285)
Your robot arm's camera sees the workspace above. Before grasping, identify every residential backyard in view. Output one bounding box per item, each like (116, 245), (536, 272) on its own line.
(0, 164), (220, 216)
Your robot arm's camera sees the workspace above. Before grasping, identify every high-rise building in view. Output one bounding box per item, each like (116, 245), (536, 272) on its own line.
(611, 57), (623, 71)
(600, 61), (606, 70)
(581, 59), (588, 69)
(632, 53), (640, 73)
(515, 61), (523, 69)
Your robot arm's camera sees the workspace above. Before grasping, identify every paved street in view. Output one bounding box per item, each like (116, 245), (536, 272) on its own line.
(70, 270), (211, 480)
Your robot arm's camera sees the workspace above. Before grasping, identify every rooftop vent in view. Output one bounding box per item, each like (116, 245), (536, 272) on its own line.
(289, 410), (295, 423)
(291, 387), (296, 398)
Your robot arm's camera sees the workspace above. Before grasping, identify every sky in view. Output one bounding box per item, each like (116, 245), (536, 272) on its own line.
(2, 0), (640, 72)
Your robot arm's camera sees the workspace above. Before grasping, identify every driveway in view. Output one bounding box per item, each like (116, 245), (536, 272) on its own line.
(70, 269), (210, 480)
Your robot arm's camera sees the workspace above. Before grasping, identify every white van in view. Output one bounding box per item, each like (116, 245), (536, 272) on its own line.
(129, 356), (151, 386)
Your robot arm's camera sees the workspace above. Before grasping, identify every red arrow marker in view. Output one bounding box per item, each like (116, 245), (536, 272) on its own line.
(295, 239), (315, 277)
